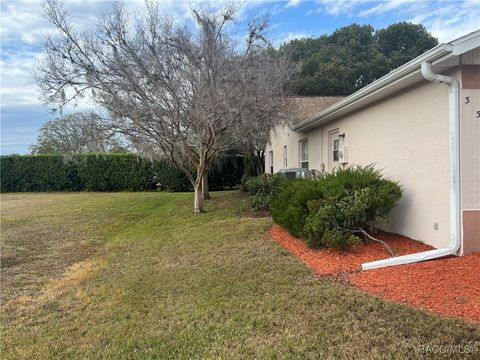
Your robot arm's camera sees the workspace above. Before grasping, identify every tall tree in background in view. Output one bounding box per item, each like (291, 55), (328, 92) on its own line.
(36, 0), (292, 212)
(377, 22), (438, 70)
(31, 112), (127, 154)
(283, 22), (438, 96)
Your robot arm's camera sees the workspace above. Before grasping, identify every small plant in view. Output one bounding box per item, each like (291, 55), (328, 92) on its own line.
(304, 188), (375, 249)
(246, 174), (287, 211)
(271, 179), (324, 237)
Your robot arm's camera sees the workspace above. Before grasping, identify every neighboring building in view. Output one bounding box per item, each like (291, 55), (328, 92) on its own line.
(266, 30), (480, 255)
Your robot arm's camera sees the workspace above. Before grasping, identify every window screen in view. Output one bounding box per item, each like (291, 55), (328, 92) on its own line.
(300, 139), (309, 170)
(333, 139), (340, 162)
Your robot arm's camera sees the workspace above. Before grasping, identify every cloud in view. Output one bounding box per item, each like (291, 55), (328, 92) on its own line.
(282, 31), (309, 42)
(0, 0), (188, 45)
(313, 0), (480, 42)
(1, 0), (49, 44)
(412, 1), (480, 42)
(0, 49), (41, 107)
(315, 0), (369, 16)
(358, 0), (414, 17)
(285, 0), (302, 7)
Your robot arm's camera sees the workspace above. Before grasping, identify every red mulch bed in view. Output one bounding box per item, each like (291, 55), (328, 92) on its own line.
(269, 224), (433, 275)
(269, 224), (480, 323)
(350, 256), (480, 323)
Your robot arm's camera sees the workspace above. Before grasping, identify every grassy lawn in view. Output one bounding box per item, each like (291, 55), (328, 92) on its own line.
(1, 191), (479, 359)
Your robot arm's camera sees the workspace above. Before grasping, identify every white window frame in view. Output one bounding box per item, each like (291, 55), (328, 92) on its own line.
(328, 129), (341, 171)
(333, 138), (340, 162)
(299, 138), (309, 170)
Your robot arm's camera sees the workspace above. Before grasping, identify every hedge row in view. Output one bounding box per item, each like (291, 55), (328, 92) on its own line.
(0, 153), (244, 192)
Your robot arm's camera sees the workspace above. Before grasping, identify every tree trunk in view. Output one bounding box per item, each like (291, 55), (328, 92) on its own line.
(202, 172), (211, 200)
(193, 183), (204, 213)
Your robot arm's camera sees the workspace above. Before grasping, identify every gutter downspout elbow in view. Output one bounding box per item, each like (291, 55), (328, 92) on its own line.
(421, 62), (461, 255)
(361, 62), (461, 271)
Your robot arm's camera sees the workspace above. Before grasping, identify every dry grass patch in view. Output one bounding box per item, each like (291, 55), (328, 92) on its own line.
(1, 191), (479, 359)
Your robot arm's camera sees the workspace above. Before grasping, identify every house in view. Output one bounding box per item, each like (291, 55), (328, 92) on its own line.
(266, 30), (480, 263)
(266, 96), (344, 175)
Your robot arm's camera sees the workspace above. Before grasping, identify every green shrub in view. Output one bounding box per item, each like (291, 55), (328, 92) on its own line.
(0, 155), (76, 192)
(153, 161), (191, 192)
(75, 154), (156, 191)
(249, 193), (274, 211)
(271, 179), (324, 237)
(304, 188), (375, 249)
(319, 228), (361, 250)
(246, 174), (287, 211)
(272, 165), (402, 250)
(1, 153), (244, 192)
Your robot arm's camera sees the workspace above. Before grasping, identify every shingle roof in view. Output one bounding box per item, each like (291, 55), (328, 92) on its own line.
(288, 96), (344, 125)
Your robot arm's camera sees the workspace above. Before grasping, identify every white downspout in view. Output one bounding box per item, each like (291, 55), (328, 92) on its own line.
(362, 62), (461, 270)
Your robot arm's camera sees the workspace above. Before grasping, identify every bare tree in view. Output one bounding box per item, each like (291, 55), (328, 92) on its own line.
(30, 112), (127, 154)
(36, 0), (292, 212)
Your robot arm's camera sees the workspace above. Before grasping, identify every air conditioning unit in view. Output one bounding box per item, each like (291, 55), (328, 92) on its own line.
(278, 168), (310, 180)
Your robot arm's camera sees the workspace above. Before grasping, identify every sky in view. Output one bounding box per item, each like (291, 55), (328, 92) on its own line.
(1, 0), (479, 154)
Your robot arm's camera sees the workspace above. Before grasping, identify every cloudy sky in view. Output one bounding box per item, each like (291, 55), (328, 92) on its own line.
(1, 0), (479, 154)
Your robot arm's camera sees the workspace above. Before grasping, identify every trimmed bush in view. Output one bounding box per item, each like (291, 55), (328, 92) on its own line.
(245, 173), (287, 211)
(303, 188), (376, 249)
(0, 155), (77, 192)
(1, 153), (244, 192)
(75, 154), (156, 191)
(153, 161), (191, 192)
(271, 165), (402, 250)
(271, 179), (324, 237)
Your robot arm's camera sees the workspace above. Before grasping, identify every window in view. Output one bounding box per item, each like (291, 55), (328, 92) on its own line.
(299, 139), (309, 170)
(333, 139), (340, 162)
(268, 150), (274, 174)
(283, 145), (288, 168)
(328, 130), (341, 171)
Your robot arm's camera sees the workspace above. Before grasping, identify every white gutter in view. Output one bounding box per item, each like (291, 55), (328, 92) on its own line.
(361, 62), (461, 270)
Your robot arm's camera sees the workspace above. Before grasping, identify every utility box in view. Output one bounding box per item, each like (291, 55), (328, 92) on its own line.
(278, 168), (310, 180)
(340, 145), (350, 165)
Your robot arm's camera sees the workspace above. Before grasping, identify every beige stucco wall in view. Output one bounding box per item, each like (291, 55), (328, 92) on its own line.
(266, 69), (466, 249)
(320, 80), (452, 248)
(266, 125), (324, 171)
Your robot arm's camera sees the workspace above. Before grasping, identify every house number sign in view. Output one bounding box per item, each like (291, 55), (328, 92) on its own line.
(465, 97), (479, 118)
